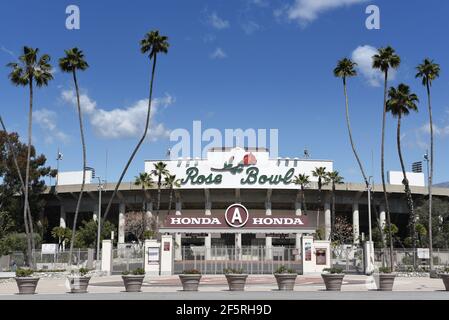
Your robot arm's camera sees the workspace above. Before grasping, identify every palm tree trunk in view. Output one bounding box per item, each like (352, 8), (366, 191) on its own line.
(156, 175), (162, 229)
(102, 55), (158, 227)
(331, 184), (336, 241)
(381, 71), (394, 271)
(142, 186), (146, 240)
(167, 188), (173, 216)
(426, 80), (434, 271)
(396, 115), (416, 268)
(68, 70), (87, 266)
(301, 186), (307, 212)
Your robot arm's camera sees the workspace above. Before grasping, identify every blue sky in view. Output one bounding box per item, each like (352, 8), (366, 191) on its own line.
(1, 0), (448, 185)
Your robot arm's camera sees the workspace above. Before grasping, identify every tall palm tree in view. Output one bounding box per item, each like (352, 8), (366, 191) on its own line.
(312, 167), (328, 236)
(7, 46), (53, 266)
(372, 46), (401, 271)
(151, 161), (169, 227)
(59, 48), (89, 265)
(164, 174), (181, 216)
(134, 172), (154, 234)
(101, 30), (169, 227)
(325, 171), (344, 241)
(415, 58), (440, 272)
(386, 83), (419, 266)
(292, 174), (310, 213)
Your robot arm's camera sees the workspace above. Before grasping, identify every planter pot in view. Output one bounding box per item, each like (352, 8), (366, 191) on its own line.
(122, 275), (145, 292)
(321, 274), (344, 291)
(378, 273), (396, 291)
(439, 274), (449, 291)
(225, 274), (248, 291)
(274, 273), (297, 291)
(15, 277), (40, 295)
(68, 276), (91, 293)
(179, 274), (202, 291)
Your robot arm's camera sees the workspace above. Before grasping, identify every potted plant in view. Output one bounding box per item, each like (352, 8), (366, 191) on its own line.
(438, 267), (449, 291)
(179, 269), (202, 291)
(15, 268), (39, 295)
(224, 268), (248, 291)
(274, 265), (297, 291)
(67, 267), (91, 293)
(122, 268), (145, 292)
(321, 267), (345, 291)
(376, 267), (396, 291)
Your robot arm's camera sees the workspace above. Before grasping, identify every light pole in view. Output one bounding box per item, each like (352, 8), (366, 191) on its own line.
(365, 176), (375, 274)
(56, 149), (63, 189)
(367, 176), (373, 243)
(96, 177), (104, 262)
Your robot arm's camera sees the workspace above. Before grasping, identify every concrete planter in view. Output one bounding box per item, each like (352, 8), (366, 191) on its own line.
(274, 273), (297, 291)
(15, 277), (40, 294)
(179, 274), (202, 291)
(122, 275), (145, 292)
(439, 274), (449, 291)
(378, 273), (396, 291)
(225, 274), (248, 291)
(321, 274), (344, 291)
(68, 276), (91, 293)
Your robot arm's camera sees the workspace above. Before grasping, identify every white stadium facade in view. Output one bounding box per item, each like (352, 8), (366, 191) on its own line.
(41, 147), (449, 273)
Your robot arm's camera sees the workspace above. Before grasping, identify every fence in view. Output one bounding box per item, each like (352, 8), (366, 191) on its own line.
(374, 248), (449, 270)
(331, 245), (365, 274)
(1, 249), (94, 271)
(111, 244), (144, 274)
(174, 246), (302, 275)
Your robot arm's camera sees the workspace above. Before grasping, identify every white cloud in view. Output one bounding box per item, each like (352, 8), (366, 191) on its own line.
(404, 122), (449, 150)
(242, 21), (261, 35)
(33, 108), (69, 144)
(286, 0), (367, 25)
(208, 12), (230, 30)
(210, 48), (227, 60)
(351, 45), (397, 87)
(61, 90), (174, 141)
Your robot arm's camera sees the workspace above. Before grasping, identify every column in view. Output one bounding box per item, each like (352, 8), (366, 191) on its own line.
(324, 201), (331, 241)
(145, 202), (153, 225)
(379, 205), (386, 242)
(205, 233), (211, 260)
(93, 204), (99, 222)
(101, 239), (113, 275)
(59, 205), (66, 228)
(118, 202), (126, 244)
(175, 233), (182, 261)
(175, 201), (182, 216)
(265, 201), (272, 216)
(205, 189), (211, 216)
(235, 233), (242, 260)
(295, 202), (302, 216)
(295, 233), (302, 261)
(353, 202), (360, 244)
(265, 236), (273, 259)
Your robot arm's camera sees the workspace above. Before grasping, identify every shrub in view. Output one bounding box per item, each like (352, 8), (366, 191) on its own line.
(121, 271), (130, 275)
(224, 268), (244, 274)
(275, 265), (296, 274)
(183, 269), (201, 274)
(131, 268), (145, 275)
(16, 268), (34, 277)
(79, 268), (89, 276)
(322, 267), (344, 274)
(378, 266), (392, 274)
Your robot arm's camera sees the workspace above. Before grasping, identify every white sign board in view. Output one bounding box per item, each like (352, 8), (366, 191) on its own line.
(417, 248), (430, 259)
(147, 247), (160, 264)
(41, 243), (58, 254)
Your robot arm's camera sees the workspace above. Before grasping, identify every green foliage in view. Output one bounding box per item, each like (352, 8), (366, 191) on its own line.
(183, 269), (201, 274)
(121, 271), (130, 275)
(74, 219), (116, 248)
(275, 265), (296, 274)
(0, 232), (42, 256)
(123, 268), (145, 275)
(415, 197), (449, 248)
(143, 230), (155, 240)
(79, 268), (89, 276)
(16, 268), (34, 277)
(378, 266), (392, 274)
(322, 267), (344, 274)
(224, 268), (244, 274)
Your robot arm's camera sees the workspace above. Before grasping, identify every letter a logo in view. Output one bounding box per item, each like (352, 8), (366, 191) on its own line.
(225, 204), (249, 228)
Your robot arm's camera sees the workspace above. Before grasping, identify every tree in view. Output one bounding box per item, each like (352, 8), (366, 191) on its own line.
(415, 197), (449, 249)
(151, 161), (169, 227)
(51, 226), (72, 251)
(59, 47), (90, 265)
(372, 46), (401, 271)
(134, 172), (154, 232)
(312, 167), (328, 231)
(101, 30), (169, 227)
(325, 171), (344, 242)
(74, 219), (116, 249)
(7, 46), (53, 266)
(124, 211), (154, 243)
(292, 174), (310, 213)
(386, 83), (419, 265)
(164, 174), (181, 216)
(415, 58), (440, 271)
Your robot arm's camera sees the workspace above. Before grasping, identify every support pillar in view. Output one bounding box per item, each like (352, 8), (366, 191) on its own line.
(118, 202), (125, 244)
(379, 205), (386, 243)
(205, 233), (211, 260)
(175, 233), (182, 261)
(324, 201), (331, 241)
(145, 202), (153, 230)
(353, 202), (360, 244)
(175, 201), (182, 216)
(265, 236), (273, 259)
(235, 233), (242, 260)
(295, 202), (302, 216)
(364, 240), (375, 275)
(295, 233), (302, 261)
(59, 205), (66, 228)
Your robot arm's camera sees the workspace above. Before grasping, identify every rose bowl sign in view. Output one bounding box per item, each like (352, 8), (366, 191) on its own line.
(163, 204), (314, 230)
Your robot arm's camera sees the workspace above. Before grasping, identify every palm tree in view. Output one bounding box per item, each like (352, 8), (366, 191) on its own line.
(134, 172), (154, 235)
(151, 162), (169, 228)
(292, 174), (310, 213)
(416, 58), (440, 272)
(163, 174), (181, 216)
(312, 167), (328, 235)
(59, 48), (89, 265)
(325, 171), (344, 241)
(372, 46), (401, 271)
(101, 30), (169, 228)
(7, 46), (53, 266)
(386, 83), (419, 266)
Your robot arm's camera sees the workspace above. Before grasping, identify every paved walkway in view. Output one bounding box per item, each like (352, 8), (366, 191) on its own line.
(0, 274), (448, 299)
